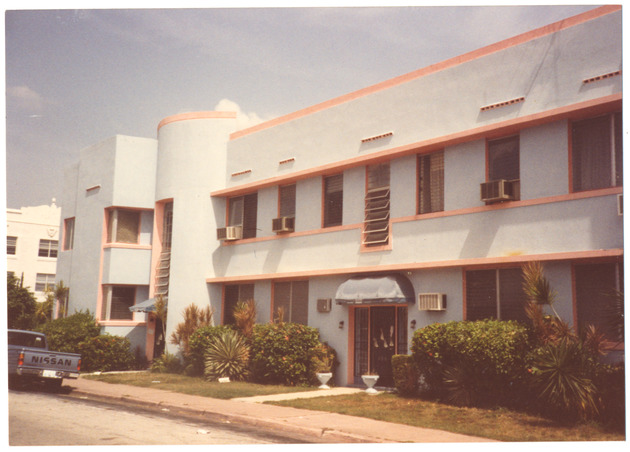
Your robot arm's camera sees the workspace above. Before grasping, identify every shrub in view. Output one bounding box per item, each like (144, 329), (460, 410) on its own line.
(187, 325), (235, 376)
(77, 334), (136, 372)
(411, 320), (532, 407)
(233, 299), (257, 339)
(204, 330), (250, 381)
(151, 352), (184, 374)
(391, 355), (418, 397)
(7, 274), (38, 330)
(40, 310), (101, 353)
(249, 322), (323, 386)
(593, 362), (625, 429)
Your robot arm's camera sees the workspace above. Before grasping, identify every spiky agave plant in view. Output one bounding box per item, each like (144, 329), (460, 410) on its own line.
(530, 339), (600, 421)
(204, 330), (250, 381)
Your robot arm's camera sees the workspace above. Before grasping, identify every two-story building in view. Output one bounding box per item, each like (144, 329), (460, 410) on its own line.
(56, 6), (623, 386)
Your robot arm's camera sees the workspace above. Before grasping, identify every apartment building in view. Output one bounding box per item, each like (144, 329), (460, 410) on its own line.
(56, 6), (623, 386)
(7, 200), (61, 302)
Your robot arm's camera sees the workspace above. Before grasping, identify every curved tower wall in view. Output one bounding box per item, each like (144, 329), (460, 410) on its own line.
(155, 112), (237, 347)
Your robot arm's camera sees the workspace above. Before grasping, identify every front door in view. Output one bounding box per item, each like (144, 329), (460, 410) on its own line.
(353, 305), (408, 387)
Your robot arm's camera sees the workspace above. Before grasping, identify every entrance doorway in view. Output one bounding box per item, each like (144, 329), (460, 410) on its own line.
(353, 305), (408, 387)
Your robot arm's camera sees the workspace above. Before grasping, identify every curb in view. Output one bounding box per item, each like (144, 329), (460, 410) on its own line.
(64, 388), (373, 443)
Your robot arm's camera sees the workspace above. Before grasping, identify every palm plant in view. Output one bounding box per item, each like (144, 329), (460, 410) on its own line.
(233, 299), (256, 339)
(170, 304), (214, 356)
(54, 280), (69, 318)
(204, 330), (250, 381)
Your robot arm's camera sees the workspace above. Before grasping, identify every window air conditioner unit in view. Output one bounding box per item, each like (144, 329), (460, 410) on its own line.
(272, 216), (295, 233)
(317, 298), (332, 313)
(216, 226), (243, 241)
(418, 293), (446, 311)
(480, 180), (516, 203)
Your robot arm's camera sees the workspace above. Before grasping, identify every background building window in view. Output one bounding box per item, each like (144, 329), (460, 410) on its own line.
(273, 280), (308, 324)
(35, 273), (55, 292)
(572, 112), (623, 192)
(38, 239), (58, 258)
(466, 267), (527, 322)
(63, 218), (75, 250)
(223, 284), (255, 325)
(102, 286), (136, 320)
(228, 193), (258, 239)
(574, 262), (623, 342)
(323, 174), (343, 227)
(7, 236), (17, 255)
(107, 209), (140, 244)
(417, 151), (444, 214)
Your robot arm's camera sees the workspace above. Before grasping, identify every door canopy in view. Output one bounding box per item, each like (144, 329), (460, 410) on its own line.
(335, 274), (415, 305)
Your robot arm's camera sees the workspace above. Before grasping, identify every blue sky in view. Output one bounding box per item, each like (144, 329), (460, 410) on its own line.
(4, 3), (599, 209)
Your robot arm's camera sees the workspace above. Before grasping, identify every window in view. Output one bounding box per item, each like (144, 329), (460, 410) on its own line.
(63, 218), (75, 250)
(572, 112), (622, 192)
(38, 239), (58, 258)
(323, 174), (343, 227)
(102, 286), (135, 320)
(363, 163), (390, 246)
(574, 262), (624, 342)
(35, 273), (55, 292)
(7, 236), (17, 255)
(107, 209), (140, 244)
(488, 136), (519, 182)
(417, 151), (444, 214)
(228, 193), (258, 239)
(223, 284), (254, 325)
(278, 184), (296, 218)
(465, 267), (527, 322)
(273, 280), (308, 324)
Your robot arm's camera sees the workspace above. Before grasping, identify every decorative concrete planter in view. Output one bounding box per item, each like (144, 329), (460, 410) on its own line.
(316, 372), (333, 389)
(361, 374), (379, 394)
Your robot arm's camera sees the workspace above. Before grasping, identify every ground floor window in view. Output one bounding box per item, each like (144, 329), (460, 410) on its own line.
(273, 280), (308, 324)
(102, 286), (136, 320)
(353, 305), (407, 387)
(574, 262), (624, 343)
(223, 284), (254, 325)
(465, 267), (527, 322)
(35, 273), (55, 292)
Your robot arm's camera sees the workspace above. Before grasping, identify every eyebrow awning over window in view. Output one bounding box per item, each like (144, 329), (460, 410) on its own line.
(335, 274), (415, 305)
(129, 298), (156, 313)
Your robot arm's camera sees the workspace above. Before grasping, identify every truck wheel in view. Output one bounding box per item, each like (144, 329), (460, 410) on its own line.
(44, 378), (63, 392)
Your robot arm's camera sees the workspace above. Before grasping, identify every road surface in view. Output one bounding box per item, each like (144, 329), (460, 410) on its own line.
(9, 387), (304, 446)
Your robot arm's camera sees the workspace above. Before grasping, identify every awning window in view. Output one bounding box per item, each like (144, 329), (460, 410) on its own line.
(335, 274), (415, 305)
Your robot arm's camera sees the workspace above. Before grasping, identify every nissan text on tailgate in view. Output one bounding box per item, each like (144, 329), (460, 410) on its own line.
(8, 329), (81, 390)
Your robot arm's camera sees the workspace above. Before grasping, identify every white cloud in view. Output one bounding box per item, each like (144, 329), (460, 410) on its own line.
(7, 85), (45, 113)
(214, 98), (269, 130)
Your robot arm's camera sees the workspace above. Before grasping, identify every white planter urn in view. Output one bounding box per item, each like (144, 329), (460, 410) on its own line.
(316, 372), (333, 389)
(361, 374), (379, 394)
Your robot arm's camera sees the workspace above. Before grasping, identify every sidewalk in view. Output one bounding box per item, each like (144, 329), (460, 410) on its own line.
(64, 376), (493, 443)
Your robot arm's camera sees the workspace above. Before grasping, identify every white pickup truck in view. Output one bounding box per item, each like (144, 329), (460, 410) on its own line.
(8, 329), (81, 390)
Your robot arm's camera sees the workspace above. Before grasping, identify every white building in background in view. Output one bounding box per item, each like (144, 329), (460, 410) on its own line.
(7, 200), (61, 302)
(56, 6), (623, 385)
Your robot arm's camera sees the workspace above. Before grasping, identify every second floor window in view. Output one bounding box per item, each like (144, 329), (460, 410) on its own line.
(228, 193), (258, 239)
(572, 112), (622, 192)
(417, 151), (444, 214)
(107, 209), (140, 244)
(323, 174), (343, 227)
(38, 239), (58, 258)
(7, 236), (17, 255)
(63, 218), (75, 251)
(279, 184), (296, 218)
(488, 135), (520, 182)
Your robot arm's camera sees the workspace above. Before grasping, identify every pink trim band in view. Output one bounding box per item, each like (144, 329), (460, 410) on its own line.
(158, 111), (237, 131)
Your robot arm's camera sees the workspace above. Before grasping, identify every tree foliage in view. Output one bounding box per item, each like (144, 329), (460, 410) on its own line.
(7, 274), (38, 330)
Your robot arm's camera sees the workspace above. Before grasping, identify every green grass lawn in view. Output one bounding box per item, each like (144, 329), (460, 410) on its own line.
(84, 372), (624, 442)
(84, 371), (318, 399)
